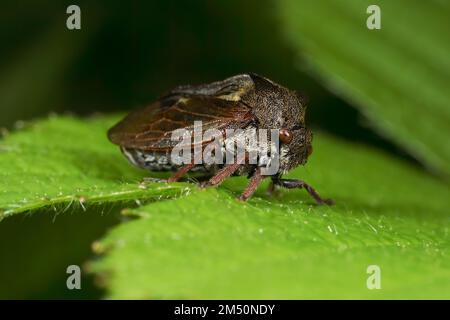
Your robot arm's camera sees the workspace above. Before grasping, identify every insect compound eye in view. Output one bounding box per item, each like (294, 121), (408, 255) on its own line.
(279, 129), (293, 144)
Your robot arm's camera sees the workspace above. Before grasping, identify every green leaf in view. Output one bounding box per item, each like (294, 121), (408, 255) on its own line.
(1, 115), (448, 298)
(278, 0), (450, 177)
(0, 115), (191, 219)
(90, 134), (449, 299)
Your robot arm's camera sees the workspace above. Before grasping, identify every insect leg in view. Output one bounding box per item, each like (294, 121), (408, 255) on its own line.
(266, 174), (281, 196)
(238, 167), (266, 201)
(267, 181), (278, 196)
(143, 177), (168, 183)
(267, 181), (275, 194)
(142, 163), (196, 184)
(202, 163), (241, 187)
(167, 163), (196, 183)
(273, 178), (334, 205)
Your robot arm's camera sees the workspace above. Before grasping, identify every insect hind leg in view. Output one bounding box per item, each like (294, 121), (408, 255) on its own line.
(142, 177), (168, 183)
(142, 164), (196, 184)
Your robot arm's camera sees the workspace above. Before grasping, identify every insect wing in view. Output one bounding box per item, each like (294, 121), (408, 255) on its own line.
(108, 91), (253, 151)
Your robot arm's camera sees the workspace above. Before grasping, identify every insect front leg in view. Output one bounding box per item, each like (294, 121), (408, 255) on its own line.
(267, 181), (276, 196)
(266, 174), (282, 197)
(272, 178), (333, 205)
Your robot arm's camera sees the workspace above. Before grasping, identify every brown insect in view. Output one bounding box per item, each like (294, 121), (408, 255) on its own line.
(108, 73), (332, 204)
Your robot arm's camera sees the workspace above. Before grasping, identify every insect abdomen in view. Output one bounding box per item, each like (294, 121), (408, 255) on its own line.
(120, 147), (220, 173)
(120, 147), (179, 171)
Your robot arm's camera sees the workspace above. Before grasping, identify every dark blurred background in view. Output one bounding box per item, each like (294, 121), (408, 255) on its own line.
(1, 0), (446, 299)
(0, 1), (417, 161)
